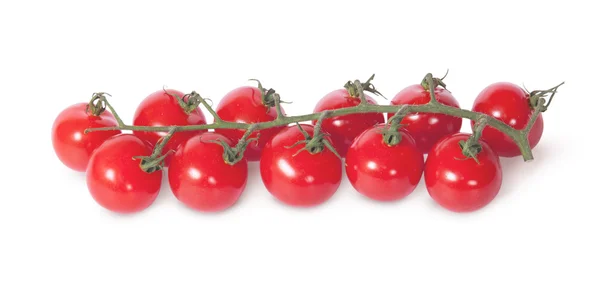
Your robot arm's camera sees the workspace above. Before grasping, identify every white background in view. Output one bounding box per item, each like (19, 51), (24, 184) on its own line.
(1, 0), (598, 283)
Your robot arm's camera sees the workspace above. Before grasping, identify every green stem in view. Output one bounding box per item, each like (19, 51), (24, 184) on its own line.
(423, 73), (439, 104)
(273, 93), (285, 119)
(313, 110), (331, 136)
(102, 97), (125, 127)
(152, 127), (177, 156)
(86, 103), (533, 159)
(196, 92), (222, 122)
(524, 98), (545, 135)
(459, 116), (488, 163)
(133, 127), (177, 173)
(382, 105), (409, 146)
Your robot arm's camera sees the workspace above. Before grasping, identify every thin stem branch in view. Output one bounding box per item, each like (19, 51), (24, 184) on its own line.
(102, 98), (125, 127)
(313, 110), (332, 135)
(424, 73), (440, 105)
(524, 98), (544, 135)
(459, 117), (488, 163)
(132, 127), (177, 173)
(471, 116), (488, 141)
(152, 127), (177, 157)
(388, 105), (409, 128)
(239, 124), (257, 142)
(382, 105), (409, 146)
(273, 93), (285, 119)
(195, 92), (222, 122)
(355, 80), (368, 105)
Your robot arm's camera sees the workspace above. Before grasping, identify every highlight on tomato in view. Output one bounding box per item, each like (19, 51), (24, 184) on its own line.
(424, 133), (502, 213)
(345, 124), (424, 202)
(52, 94), (121, 172)
(86, 134), (163, 214)
(168, 132), (248, 212)
(260, 124), (342, 207)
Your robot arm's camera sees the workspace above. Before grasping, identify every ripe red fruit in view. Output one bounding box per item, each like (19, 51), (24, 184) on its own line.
(260, 124), (342, 207)
(388, 84), (462, 153)
(86, 134), (162, 214)
(346, 125), (424, 201)
(52, 103), (121, 172)
(472, 82), (543, 157)
(133, 89), (207, 165)
(425, 133), (502, 213)
(168, 133), (248, 212)
(313, 89), (384, 157)
(215, 86), (285, 161)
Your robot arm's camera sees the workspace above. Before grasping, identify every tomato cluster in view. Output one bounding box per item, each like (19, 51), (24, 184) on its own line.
(52, 76), (550, 214)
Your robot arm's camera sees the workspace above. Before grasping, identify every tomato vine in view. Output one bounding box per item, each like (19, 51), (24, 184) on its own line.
(85, 73), (564, 165)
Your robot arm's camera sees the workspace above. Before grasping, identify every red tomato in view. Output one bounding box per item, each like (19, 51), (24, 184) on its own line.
(313, 89), (384, 157)
(425, 133), (502, 213)
(472, 82), (543, 157)
(260, 124), (342, 207)
(168, 133), (248, 212)
(388, 84), (462, 153)
(86, 134), (162, 213)
(346, 125), (424, 201)
(52, 103), (121, 172)
(133, 89), (207, 164)
(215, 86), (285, 161)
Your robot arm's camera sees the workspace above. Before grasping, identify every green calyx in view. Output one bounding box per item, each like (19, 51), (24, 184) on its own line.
(458, 140), (483, 164)
(344, 74), (387, 101)
(527, 82), (564, 112)
(249, 79), (286, 108)
(86, 92), (110, 116)
(134, 153), (171, 173)
(286, 112), (342, 160)
(165, 89), (204, 115)
(420, 70), (449, 93)
(208, 125), (259, 165)
(133, 128), (177, 173)
(381, 105), (409, 146)
(457, 117), (487, 164)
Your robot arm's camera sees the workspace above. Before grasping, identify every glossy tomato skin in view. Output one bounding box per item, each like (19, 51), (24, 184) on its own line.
(346, 125), (424, 201)
(86, 134), (162, 214)
(313, 89), (384, 157)
(52, 103), (121, 172)
(133, 89), (207, 164)
(472, 82), (543, 157)
(425, 133), (502, 213)
(168, 133), (248, 212)
(215, 86), (285, 161)
(260, 124), (342, 207)
(387, 84), (462, 153)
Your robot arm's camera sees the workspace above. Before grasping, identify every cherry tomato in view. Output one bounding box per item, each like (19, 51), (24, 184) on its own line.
(313, 89), (384, 157)
(133, 89), (207, 165)
(260, 124), (342, 207)
(168, 133), (248, 212)
(52, 103), (121, 172)
(215, 86), (285, 161)
(346, 125), (424, 201)
(388, 84), (462, 153)
(425, 133), (502, 213)
(472, 82), (543, 157)
(86, 134), (162, 214)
